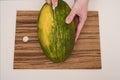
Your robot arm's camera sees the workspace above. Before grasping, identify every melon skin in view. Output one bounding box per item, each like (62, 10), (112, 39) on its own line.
(38, 0), (75, 63)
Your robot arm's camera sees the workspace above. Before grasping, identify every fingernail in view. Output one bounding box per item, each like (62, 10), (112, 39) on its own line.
(65, 17), (70, 24)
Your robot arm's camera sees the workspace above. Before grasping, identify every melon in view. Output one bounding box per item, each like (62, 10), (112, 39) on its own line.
(38, 0), (75, 62)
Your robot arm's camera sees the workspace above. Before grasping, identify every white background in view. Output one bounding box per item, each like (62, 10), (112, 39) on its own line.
(0, 0), (120, 80)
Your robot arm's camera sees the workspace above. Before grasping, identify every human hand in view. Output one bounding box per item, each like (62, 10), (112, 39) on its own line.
(45, 0), (58, 7)
(65, 0), (89, 42)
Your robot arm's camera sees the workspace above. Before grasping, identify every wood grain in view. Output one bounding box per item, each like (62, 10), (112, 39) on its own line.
(14, 11), (101, 69)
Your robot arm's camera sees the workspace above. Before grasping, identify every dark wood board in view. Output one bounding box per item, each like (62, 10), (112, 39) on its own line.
(14, 11), (101, 69)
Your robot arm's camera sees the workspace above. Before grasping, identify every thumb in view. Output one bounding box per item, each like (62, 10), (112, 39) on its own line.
(75, 17), (86, 42)
(65, 9), (76, 24)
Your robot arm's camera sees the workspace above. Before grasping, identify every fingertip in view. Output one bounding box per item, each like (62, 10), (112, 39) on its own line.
(55, 0), (58, 7)
(75, 36), (78, 43)
(65, 17), (70, 24)
(52, 0), (58, 7)
(65, 11), (75, 24)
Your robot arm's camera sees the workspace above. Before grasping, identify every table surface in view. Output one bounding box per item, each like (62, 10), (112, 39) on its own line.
(0, 0), (120, 80)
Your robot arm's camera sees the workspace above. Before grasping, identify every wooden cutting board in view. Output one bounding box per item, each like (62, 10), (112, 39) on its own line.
(14, 11), (101, 69)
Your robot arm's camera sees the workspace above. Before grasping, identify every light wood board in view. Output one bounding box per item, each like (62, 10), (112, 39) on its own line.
(14, 11), (101, 69)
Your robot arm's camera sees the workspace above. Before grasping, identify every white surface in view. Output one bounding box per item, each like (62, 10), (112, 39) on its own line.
(0, 0), (120, 80)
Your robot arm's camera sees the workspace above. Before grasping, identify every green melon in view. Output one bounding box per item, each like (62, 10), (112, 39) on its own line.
(37, 0), (75, 63)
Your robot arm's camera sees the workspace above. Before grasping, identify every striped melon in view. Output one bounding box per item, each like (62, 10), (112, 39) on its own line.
(38, 0), (75, 62)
